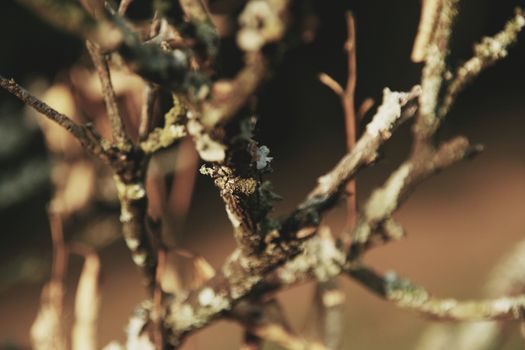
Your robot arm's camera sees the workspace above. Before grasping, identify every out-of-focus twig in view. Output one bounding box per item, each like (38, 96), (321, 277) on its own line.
(348, 265), (525, 322)
(439, 8), (525, 118)
(72, 250), (101, 350)
(416, 237), (525, 350)
(168, 137), (199, 242)
(118, 0), (134, 15)
(30, 210), (68, 350)
(138, 84), (159, 141)
(233, 299), (329, 350)
(411, 0), (442, 62)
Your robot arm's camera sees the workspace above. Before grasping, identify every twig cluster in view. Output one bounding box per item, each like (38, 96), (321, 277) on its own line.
(1, 0), (524, 349)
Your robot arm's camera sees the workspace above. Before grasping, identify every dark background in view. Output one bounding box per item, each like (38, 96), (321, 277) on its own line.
(1, 0), (524, 349)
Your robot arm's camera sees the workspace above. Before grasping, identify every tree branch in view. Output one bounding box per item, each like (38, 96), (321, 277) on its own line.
(285, 86), (421, 230)
(161, 86), (421, 345)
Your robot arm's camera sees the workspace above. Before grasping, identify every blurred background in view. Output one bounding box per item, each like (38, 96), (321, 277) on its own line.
(0, 0), (524, 349)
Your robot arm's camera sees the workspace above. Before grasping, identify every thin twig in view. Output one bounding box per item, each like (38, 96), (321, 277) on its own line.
(168, 137), (199, 243)
(348, 265), (525, 322)
(72, 251), (101, 350)
(342, 11), (358, 242)
(357, 98), (374, 120)
(31, 209), (69, 350)
(293, 86), (421, 220)
(438, 8), (525, 119)
(412, 0), (442, 62)
(0, 75), (108, 160)
(48, 209), (67, 283)
(118, 0), (134, 16)
(138, 84), (159, 141)
(86, 40), (130, 148)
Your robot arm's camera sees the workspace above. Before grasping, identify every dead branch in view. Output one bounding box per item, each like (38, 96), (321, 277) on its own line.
(72, 252), (101, 350)
(3, 1), (525, 350)
(163, 86), (420, 345)
(439, 9), (525, 118)
(348, 266), (525, 322)
(0, 75), (109, 161)
(86, 40), (131, 148)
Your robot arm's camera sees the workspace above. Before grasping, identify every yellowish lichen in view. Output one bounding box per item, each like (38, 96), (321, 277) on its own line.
(365, 163), (411, 222)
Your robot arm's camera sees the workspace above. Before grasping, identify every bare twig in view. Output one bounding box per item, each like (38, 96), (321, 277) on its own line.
(292, 86), (421, 221)
(340, 12), (359, 234)
(309, 278), (346, 349)
(48, 210), (68, 284)
(168, 137), (199, 241)
(0, 75), (108, 160)
(138, 84), (159, 141)
(30, 281), (67, 350)
(30, 210), (69, 350)
(319, 73), (343, 97)
(72, 252), (101, 350)
(412, 0), (442, 62)
(118, 0), (134, 16)
(86, 40), (130, 149)
(357, 98), (374, 120)
(7, 1), (525, 349)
